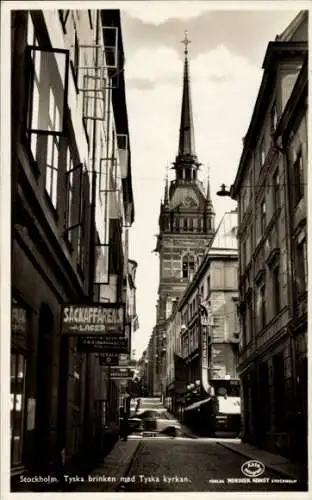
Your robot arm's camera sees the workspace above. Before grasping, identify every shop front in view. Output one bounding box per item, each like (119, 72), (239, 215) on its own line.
(11, 299), (30, 475)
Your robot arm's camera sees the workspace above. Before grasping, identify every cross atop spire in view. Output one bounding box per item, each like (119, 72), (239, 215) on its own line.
(181, 30), (191, 56)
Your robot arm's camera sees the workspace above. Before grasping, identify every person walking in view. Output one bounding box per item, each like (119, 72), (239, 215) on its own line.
(120, 392), (131, 441)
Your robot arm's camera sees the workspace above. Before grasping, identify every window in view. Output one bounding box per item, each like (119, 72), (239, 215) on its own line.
(11, 353), (26, 466)
(257, 282), (266, 330)
(272, 264), (280, 315)
(273, 169), (280, 213)
(189, 218), (193, 231)
(260, 200), (266, 235)
(182, 254), (195, 280)
(259, 137), (266, 167)
(64, 157), (83, 243)
(198, 218), (202, 232)
(271, 101), (278, 133)
(46, 133), (59, 208)
(296, 233), (307, 295)
(293, 146), (304, 206)
(175, 217), (180, 232)
(26, 46), (68, 136)
(207, 275), (211, 295)
(247, 296), (253, 343)
(183, 218), (188, 231)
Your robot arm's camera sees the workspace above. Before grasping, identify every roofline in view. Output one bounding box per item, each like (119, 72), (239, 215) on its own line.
(232, 41), (307, 198)
(274, 54), (308, 143)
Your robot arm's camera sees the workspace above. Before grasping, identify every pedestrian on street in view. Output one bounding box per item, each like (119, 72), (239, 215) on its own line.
(120, 392), (131, 441)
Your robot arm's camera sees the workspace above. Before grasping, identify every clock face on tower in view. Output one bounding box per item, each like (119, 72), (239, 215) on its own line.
(182, 196), (198, 207)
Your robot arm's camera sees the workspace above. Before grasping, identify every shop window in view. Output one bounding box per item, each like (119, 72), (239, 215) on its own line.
(11, 353), (26, 466)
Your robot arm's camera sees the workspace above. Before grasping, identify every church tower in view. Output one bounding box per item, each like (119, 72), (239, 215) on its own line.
(155, 32), (215, 326)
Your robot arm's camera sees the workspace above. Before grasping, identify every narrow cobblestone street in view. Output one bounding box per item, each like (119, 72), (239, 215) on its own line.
(74, 436), (307, 493)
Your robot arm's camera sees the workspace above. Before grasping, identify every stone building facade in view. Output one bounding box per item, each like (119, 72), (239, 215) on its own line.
(231, 11), (308, 461)
(165, 211), (240, 419)
(11, 8), (135, 481)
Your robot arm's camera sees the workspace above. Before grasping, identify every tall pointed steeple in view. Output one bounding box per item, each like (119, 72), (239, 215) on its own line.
(174, 31), (200, 174)
(178, 31), (196, 159)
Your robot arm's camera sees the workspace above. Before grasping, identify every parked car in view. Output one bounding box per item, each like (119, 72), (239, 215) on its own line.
(128, 409), (182, 437)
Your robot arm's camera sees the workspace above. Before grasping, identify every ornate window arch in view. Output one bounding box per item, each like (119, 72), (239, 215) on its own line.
(182, 253), (195, 280)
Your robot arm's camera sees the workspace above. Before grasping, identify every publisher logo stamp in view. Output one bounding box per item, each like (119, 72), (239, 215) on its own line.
(241, 460), (265, 478)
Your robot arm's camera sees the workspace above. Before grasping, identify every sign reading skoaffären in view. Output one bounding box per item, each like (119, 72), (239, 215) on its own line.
(61, 303), (125, 335)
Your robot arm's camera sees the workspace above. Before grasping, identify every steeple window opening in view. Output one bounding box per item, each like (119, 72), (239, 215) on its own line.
(198, 218), (202, 232)
(182, 253), (195, 280)
(189, 218), (193, 231)
(183, 218), (188, 231)
(185, 168), (191, 181)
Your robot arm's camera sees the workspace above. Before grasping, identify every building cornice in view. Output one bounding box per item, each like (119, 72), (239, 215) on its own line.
(232, 41), (307, 198)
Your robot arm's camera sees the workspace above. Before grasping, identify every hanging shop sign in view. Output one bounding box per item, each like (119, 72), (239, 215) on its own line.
(200, 325), (209, 393)
(110, 367), (132, 380)
(77, 335), (128, 353)
(99, 353), (120, 365)
(61, 303), (125, 335)
(119, 353), (130, 366)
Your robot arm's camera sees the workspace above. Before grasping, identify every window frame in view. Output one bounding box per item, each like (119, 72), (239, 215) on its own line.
(273, 169), (280, 214)
(293, 145), (304, 206)
(296, 233), (307, 295)
(272, 263), (281, 315)
(25, 45), (70, 137)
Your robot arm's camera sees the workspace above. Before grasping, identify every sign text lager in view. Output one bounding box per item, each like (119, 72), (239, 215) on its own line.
(61, 303), (125, 335)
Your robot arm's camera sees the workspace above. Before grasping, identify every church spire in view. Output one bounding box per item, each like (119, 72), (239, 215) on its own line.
(177, 31), (197, 162)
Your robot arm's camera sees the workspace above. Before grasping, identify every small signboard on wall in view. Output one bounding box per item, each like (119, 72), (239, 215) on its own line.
(77, 335), (128, 353)
(61, 303), (125, 336)
(99, 353), (120, 365)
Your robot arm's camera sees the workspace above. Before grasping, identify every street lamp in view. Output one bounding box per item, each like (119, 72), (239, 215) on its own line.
(216, 184), (232, 197)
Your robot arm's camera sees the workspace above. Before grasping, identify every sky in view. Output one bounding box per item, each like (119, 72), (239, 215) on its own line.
(120, 3), (302, 359)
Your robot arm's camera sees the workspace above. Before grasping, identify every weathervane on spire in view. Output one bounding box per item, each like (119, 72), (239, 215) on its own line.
(181, 30), (191, 56)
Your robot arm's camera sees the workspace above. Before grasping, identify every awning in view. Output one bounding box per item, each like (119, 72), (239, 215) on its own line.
(185, 397), (211, 411)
